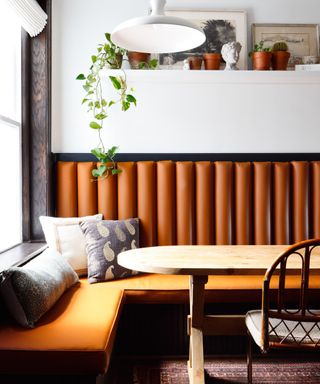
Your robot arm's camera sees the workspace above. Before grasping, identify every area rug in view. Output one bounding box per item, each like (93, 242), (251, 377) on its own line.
(118, 357), (320, 384)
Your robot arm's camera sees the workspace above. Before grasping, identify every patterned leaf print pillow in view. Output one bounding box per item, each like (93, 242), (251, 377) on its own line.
(80, 219), (139, 283)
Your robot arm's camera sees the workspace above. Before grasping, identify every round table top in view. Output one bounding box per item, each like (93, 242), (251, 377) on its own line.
(118, 245), (298, 276)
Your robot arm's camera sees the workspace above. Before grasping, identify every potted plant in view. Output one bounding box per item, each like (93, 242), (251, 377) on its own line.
(128, 52), (151, 69)
(272, 42), (290, 70)
(188, 55), (203, 70)
(203, 52), (221, 70)
(98, 32), (126, 69)
(76, 33), (137, 178)
(249, 41), (272, 70)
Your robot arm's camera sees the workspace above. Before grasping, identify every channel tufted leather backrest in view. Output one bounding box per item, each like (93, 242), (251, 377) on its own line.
(56, 161), (320, 247)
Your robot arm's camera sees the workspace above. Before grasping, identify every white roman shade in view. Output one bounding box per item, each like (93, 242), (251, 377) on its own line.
(5, 0), (47, 37)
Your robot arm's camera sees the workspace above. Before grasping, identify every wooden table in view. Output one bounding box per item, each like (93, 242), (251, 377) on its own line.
(118, 244), (311, 384)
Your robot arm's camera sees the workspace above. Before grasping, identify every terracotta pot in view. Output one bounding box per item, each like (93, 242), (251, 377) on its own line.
(203, 53), (221, 70)
(128, 51), (151, 69)
(188, 56), (203, 70)
(272, 51), (291, 71)
(252, 51), (272, 70)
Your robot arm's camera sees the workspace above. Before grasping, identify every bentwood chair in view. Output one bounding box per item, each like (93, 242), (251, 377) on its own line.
(245, 239), (320, 384)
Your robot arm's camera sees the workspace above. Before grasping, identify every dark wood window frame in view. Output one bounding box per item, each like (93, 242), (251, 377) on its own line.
(0, 0), (51, 270)
(22, 0), (52, 242)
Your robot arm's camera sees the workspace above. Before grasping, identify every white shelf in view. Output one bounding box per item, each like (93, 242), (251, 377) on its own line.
(103, 69), (320, 85)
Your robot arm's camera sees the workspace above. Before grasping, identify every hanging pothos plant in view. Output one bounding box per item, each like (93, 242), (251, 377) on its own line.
(76, 33), (137, 178)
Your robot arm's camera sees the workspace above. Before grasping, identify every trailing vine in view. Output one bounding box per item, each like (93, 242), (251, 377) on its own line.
(76, 33), (136, 178)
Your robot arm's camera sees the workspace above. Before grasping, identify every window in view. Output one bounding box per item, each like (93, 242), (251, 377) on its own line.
(0, 2), (22, 252)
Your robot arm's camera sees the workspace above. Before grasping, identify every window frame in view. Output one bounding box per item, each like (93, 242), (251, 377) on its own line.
(21, 0), (52, 242)
(0, 9), (23, 252)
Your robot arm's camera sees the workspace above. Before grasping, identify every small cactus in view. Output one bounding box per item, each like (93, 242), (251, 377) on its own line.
(272, 42), (288, 52)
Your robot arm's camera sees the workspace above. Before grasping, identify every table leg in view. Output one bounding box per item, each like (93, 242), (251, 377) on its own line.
(188, 275), (208, 384)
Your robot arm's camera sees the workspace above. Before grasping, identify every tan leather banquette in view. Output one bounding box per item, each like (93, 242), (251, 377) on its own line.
(57, 160), (320, 245)
(1, 159), (320, 381)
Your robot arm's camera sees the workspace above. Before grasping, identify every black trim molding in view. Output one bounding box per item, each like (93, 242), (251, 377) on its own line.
(54, 153), (320, 163)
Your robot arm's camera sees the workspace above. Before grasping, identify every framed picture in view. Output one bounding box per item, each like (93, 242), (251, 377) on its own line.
(252, 24), (320, 68)
(158, 10), (248, 70)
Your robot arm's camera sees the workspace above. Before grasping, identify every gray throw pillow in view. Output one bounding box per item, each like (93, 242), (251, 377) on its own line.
(0, 249), (79, 328)
(80, 218), (139, 283)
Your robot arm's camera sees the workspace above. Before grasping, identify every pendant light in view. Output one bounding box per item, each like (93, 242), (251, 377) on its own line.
(111, 0), (206, 53)
(5, 0), (47, 37)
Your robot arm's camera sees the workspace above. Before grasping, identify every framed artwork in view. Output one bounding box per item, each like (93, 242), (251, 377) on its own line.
(158, 10), (248, 70)
(252, 24), (320, 68)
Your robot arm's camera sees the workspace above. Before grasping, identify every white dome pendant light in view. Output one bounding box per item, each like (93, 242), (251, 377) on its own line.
(111, 0), (206, 53)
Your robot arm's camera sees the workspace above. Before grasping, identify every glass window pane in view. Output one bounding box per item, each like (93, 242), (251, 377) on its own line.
(0, 2), (21, 122)
(0, 120), (21, 252)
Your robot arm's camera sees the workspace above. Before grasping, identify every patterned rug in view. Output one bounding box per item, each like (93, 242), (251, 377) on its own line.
(114, 356), (320, 384)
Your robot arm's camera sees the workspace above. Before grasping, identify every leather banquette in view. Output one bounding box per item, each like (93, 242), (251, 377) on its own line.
(1, 159), (320, 380)
(57, 160), (320, 246)
(55, 159), (320, 303)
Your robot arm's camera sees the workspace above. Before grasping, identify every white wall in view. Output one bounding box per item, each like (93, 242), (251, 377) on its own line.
(52, 0), (320, 153)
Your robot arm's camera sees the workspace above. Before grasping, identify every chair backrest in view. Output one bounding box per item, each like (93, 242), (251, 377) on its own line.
(262, 239), (320, 351)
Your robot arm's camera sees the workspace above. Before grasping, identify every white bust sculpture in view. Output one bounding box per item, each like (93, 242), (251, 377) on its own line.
(221, 41), (242, 70)
(183, 59), (190, 70)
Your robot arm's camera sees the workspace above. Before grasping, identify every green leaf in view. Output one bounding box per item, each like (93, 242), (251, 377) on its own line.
(89, 121), (102, 129)
(112, 168), (122, 175)
(91, 55), (97, 63)
(91, 148), (108, 162)
(105, 32), (111, 42)
(91, 149), (102, 159)
(98, 165), (107, 175)
(138, 62), (146, 69)
(94, 101), (101, 109)
(92, 165), (107, 178)
(82, 98), (89, 105)
(107, 146), (118, 157)
(95, 112), (107, 120)
(109, 76), (121, 90)
(87, 74), (96, 83)
(101, 99), (107, 107)
(126, 94), (136, 106)
(122, 101), (130, 111)
(108, 100), (116, 107)
(92, 169), (100, 178)
(83, 84), (91, 92)
(76, 73), (86, 80)
(148, 59), (158, 69)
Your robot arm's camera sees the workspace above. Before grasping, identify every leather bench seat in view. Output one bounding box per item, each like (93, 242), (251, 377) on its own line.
(1, 273), (319, 377)
(0, 281), (124, 375)
(101, 274), (320, 304)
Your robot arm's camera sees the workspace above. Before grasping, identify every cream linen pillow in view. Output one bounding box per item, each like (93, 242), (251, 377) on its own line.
(39, 214), (103, 276)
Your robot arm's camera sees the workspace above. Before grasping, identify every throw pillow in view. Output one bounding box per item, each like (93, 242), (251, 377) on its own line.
(80, 218), (139, 283)
(39, 214), (103, 276)
(0, 249), (79, 328)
